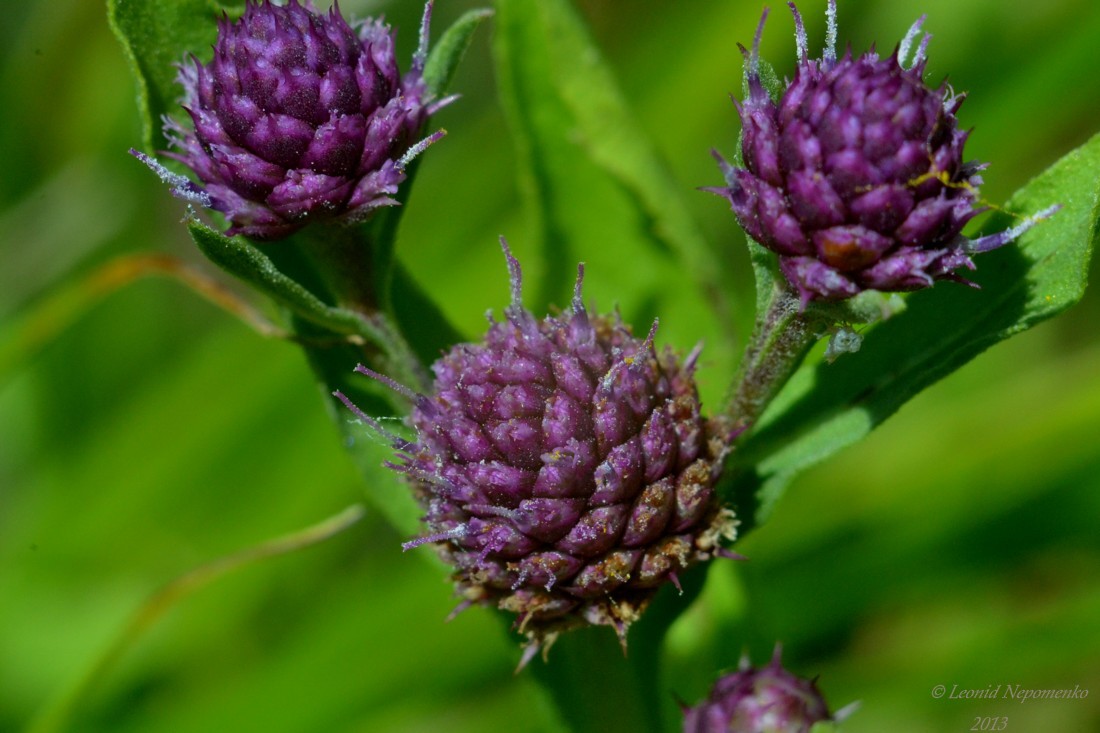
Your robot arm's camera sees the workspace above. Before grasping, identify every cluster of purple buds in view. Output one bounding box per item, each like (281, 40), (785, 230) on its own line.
(682, 646), (848, 733)
(136, 0), (450, 239)
(709, 1), (1056, 303)
(336, 242), (739, 660)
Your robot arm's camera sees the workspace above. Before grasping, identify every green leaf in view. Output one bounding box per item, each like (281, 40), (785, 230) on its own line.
(107, 0), (230, 152)
(423, 8), (493, 99)
(188, 221), (387, 345)
(492, 0), (737, 367)
(727, 133), (1100, 530)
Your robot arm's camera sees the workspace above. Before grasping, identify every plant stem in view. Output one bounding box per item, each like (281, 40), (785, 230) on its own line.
(287, 224), (431, 391)
(524, 567), (709, 733)
(727, 284), (821, 435)
(530, 627), (664, 733)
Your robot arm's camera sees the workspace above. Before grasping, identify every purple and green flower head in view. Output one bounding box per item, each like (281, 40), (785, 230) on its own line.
(134, 0), (450, 239)
(682, 645), (855, 733)
(709, 0), (1058, 303)
(335, 241), (740, 662)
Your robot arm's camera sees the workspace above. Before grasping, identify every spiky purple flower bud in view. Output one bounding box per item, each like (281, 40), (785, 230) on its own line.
(683, 647), (842, 733)
(139, 0), (447, 239)
(709, 1), (1056, 303)
(336, 242), (738, 659)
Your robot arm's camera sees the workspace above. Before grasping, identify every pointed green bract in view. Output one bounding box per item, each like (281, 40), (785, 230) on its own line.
(424, 8), (493, 99)
(727, 133), (1100, 529)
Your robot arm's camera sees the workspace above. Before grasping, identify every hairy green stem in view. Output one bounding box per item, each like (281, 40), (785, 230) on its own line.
(728, 284), (821, 434)
(286, 225), (430, 392)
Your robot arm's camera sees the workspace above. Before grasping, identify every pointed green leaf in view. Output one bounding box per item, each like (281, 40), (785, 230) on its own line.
(108, 0), (230, 152)
(188, 221), (383, 342)
(423, 8), (493, 99)
(727, 133), (1100, 529)
(187, 222), (432, 396)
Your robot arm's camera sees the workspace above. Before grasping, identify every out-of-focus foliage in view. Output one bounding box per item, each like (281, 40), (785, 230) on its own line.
(2, 1), (1099, 732)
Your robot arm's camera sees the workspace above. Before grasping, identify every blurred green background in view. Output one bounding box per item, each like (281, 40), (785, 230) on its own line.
(1, 0), (1098, 731)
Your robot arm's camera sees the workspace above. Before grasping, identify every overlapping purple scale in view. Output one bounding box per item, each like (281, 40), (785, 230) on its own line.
(301, 114), (368, 176)
(206, 143), (285, 199)
(780, 256), (861, 301)
(895, 195), (958, 245)
(466, 519), (539, 560)
(621, 476), (676, 547)
(567, 549), (641, 599)
(860, 247), (943, 290)
(495, 383), (550, 418)
(487, 418), (542, 468)
(513, 498), (586, 543)
(813, 224), (894, 271)
(740, 106), (783, 187)
(589, 437), (644, 506)
(548, 352), (595, 403)
(787, 169), (846, 229)
(634, 536), (691, 586)
(266, 170), (353, 219)
(671, 461), (714, 532)
(513, 551), (584, 589)
(641, 407), (678, 482)
(824, 148), (879, 198)
(465, 461), (535, 506)
(850, 184), (915, 234)
(532, 439), (597, 498)
(593, 396), (638, 454)
(759, 183), (811, 254)
(669, 396), (704, 469)
(555, 504), (630, 556)
(779, 120), (823, 172)
(541, 393), (590, 450)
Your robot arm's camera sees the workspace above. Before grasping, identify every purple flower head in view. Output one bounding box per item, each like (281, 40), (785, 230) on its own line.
(335, 241), (739, 661)
(709, 1), (1057, 303)
(137, 0), (449, 239)
(683, 646), (845, 733)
